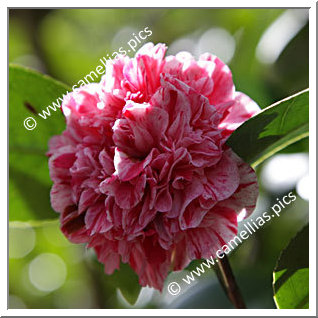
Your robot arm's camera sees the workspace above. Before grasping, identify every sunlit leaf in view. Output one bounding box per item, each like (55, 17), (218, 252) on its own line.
(273, 224), (309, 309)
(9, 64), (69, 221)
(227, 89), (309, 168)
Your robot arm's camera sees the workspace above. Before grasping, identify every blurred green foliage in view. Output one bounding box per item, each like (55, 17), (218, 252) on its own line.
(9, 8), (309, 309)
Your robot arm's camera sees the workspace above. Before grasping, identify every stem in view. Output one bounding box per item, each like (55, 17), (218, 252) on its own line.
(216, 254), (246, 309)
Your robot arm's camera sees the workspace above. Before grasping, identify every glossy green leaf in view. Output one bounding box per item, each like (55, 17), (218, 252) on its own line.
(273, 224), (309, 309)
(227, 89), (309, 168)
(9, 64), (70, 221)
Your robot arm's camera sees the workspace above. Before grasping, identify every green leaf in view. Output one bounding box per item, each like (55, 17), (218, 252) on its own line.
(90, 255), (142, 307)
(273, 224), (309, 309)
(107, 263), (142, 306)
(9, 64), (70, 221)
(227, 89), (309, 168)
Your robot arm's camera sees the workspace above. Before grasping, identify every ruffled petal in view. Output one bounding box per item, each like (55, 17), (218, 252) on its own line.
(218, 92), (260, 136)
(219, 150), (259, 218)
(48, 42), (259, 291)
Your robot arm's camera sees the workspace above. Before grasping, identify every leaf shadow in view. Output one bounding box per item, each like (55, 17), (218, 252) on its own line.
(227, 112), (282, 164)
(273, 225), (309, 297)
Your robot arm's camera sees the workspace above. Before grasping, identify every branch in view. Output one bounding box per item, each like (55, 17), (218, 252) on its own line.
(215, 254), (246, 309)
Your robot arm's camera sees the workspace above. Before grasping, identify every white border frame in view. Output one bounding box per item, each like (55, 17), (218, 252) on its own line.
(3, 1), (316, 316)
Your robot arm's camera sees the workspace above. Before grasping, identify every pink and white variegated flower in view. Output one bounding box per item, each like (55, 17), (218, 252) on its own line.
(48, 43), (259, 290)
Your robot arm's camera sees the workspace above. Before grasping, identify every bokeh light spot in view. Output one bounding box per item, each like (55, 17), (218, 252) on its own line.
(168, 37), (197, 56)
(9, 223), (35, 259)
(196, 28), (236, 63)
(296, 174), (309, 201)
(261, 154), (308, 193)
(256, 9), (308, 64)
(29, 253), (67, 292)
(9, 295), (26, 309)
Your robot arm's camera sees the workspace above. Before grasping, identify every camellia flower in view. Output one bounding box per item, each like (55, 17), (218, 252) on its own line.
(48, 43), (259, 290)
